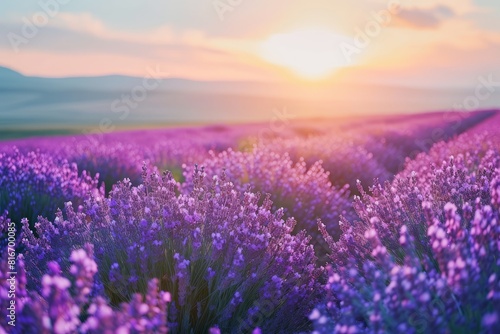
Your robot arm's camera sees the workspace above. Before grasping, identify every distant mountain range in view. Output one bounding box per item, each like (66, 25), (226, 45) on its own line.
(1, 66), (499, 135)
(0, 66), (288, 97)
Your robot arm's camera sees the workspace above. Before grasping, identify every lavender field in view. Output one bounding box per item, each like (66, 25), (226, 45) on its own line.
(0, 109), (499, 333)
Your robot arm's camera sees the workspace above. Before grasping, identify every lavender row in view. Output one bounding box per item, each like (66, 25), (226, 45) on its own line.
(182, 146), (353, 260)
(312, 130), (500, 333)
(264, 110), (495, 191)
(0, 149), (103, 226)
(11, 166), (321, 333)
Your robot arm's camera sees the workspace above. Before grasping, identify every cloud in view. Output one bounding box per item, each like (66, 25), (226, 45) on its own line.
(0, 12), (275, 80)
(393, 5), (455, 29)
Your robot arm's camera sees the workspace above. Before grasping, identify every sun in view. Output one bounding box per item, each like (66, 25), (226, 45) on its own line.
(259, 28), (351, 80)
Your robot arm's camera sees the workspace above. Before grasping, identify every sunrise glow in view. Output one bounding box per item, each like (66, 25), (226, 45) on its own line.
(259, 29), (351, 80)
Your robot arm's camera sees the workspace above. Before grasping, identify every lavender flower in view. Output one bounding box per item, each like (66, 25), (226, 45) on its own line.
(22, 166), (321, 333)
(2, 243), (171, 334)
(0, 148), (103, 226)
(183, 146), (353, 259)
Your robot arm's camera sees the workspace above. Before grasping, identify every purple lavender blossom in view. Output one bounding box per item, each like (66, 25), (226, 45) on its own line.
(1, 244), (171, 334)
(21, 166), (321, 333)
(183, 146), (353, 259)
(313, 131), (500, 333)
(0, 148), (103, 226)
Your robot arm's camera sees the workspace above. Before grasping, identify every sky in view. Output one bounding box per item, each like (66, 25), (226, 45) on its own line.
(0, 0), (499, 87)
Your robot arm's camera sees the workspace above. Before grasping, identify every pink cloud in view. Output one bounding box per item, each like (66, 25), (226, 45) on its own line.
(392, 5), (455, 29)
